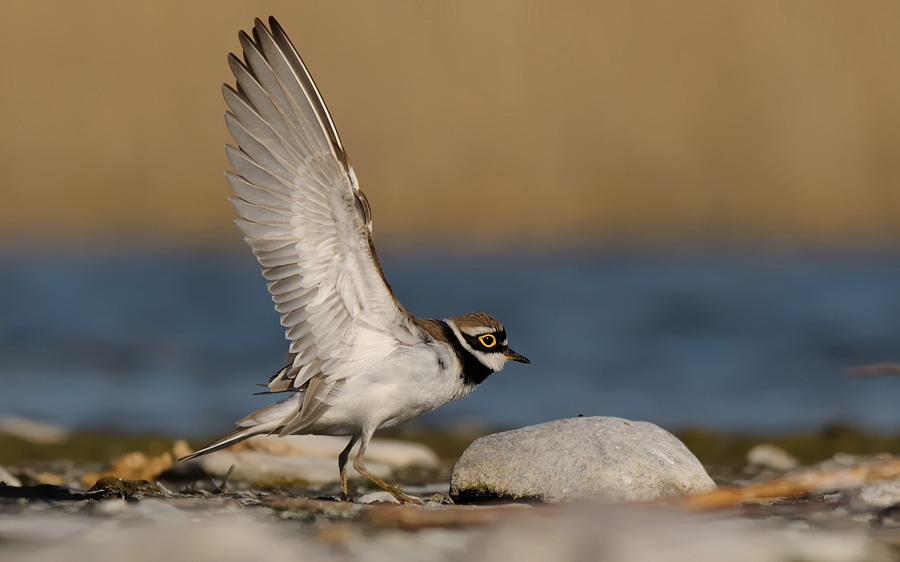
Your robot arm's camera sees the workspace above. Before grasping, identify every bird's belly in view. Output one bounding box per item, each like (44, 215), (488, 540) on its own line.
(309, 343), (469, 433)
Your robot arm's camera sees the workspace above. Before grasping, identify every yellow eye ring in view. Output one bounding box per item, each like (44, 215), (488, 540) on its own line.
(478, 334), (497, 348)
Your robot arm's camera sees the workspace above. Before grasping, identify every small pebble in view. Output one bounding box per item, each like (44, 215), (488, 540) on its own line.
(355, 491), (401, 505)
(746, 444), (799, 471)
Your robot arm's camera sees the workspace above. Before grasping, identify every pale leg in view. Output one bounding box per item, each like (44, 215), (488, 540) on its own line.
(338, 434), (360, 501)
(353, 429), (421, 504)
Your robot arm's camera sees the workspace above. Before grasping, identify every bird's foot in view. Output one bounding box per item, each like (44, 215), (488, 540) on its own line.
(390, 490), (423, 505)
(370, 483), (422, 504)
(341, 486), (421, 504)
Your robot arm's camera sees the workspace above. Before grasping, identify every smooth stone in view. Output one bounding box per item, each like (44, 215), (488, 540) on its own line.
(0, 466), (21, 487)
(746, 444), (799, 471)
(0, 415), (69, 444)
(88, 476), (166, 498)
(196, 450), (394, 485)
(189, 435), (438, 485)
(450, 416), (716, 503)
(355, 491), (401, 504)
(234, 434), (439, 469)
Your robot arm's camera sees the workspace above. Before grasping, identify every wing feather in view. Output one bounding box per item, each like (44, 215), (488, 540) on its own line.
(254, 23), (335, 164)
(267, 275), (305, 295)
(222, 78), (300, 168)
(231, 38), (300, 152)
(261, 263), (304, 281)
(228, 197), (294, 226)
(251, 240), (295, 254)
(224, 114), (294, 181)
(226, 173), (291, 211)
(225, 147), (295, 201)
(234, 218), (293, 240)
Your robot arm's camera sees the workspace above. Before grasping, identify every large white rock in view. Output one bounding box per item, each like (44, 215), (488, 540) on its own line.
(450, 416), (716, 503)
(192, 435), (439, 485)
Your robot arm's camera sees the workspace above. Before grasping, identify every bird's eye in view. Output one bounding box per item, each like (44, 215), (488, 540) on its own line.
(478, 334), (497, 348)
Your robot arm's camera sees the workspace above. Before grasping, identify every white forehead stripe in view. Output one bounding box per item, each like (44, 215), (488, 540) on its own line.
(461, 326), (497, 337)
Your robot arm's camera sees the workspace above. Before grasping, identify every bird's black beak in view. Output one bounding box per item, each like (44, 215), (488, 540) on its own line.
(504, 348), (530, 364)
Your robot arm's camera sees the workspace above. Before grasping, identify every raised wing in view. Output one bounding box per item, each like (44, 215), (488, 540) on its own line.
(223, 18), (423, 429)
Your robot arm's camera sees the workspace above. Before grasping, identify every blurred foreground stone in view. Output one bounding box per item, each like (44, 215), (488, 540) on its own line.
(451, 417), (716, 503)
(0, 501), (889, 562)
(474, 505), (887, 562)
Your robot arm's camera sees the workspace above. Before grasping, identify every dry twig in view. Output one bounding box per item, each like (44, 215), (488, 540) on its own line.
(679, 457), (900, 509)
(848, 362), (900, 378)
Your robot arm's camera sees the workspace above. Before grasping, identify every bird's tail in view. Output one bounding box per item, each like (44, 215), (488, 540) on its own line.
(178, 424), (272, 461)
(178, 393), (301, 461)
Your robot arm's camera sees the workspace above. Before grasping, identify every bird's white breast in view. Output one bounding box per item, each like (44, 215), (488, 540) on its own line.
(308, 339), (470, 435)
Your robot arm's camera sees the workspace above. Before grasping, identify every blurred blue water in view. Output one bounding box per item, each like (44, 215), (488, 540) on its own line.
(1, 250), (899, 435)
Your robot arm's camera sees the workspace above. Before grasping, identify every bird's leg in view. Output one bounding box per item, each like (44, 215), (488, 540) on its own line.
(353, 431), (421, 504)
(338, 434), (360, 501)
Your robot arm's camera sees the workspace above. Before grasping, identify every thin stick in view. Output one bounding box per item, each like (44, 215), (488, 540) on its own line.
(679, 458), (900, 509)
(848, 362), (900, 378)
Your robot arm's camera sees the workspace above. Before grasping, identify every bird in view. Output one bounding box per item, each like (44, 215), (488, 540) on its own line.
(180, 17), (530, 504)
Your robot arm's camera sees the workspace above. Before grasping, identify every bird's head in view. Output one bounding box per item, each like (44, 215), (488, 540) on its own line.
(445, 312), (530, 373)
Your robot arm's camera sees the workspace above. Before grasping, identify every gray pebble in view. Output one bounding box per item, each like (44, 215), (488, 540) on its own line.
(355, 491), (401, 504)
(746, 444), (799, 471)
(850, 480), (900, 510)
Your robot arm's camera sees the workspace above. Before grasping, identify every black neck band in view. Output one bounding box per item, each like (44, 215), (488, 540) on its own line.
(438, 320), (493, 386)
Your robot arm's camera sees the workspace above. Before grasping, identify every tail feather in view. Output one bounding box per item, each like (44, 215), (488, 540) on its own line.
(179, 424), (273, 461)
(179, 392), (303, 462)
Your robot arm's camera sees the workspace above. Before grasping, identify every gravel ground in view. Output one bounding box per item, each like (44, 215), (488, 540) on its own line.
(2, 462), (900, 562)
(5, 431), (900, 562)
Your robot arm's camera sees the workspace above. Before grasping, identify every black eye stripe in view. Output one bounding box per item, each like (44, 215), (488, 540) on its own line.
(462, 330), (506, 351)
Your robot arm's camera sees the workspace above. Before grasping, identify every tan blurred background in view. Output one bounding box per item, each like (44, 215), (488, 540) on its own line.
(1, 0), (899, 252)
